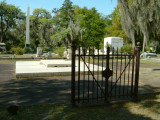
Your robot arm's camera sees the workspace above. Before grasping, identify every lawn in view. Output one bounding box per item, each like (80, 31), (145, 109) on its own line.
(0, 59), (39, 64)
(0, 54), (36, 58)
(141, 59), (160, 66)
(0, 93), (160, 120)
(0, 57), (160, 66)
(0, 54), (60, 58)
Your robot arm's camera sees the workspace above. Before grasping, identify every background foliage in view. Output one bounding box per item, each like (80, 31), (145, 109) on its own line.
(0, 0), (159, 53)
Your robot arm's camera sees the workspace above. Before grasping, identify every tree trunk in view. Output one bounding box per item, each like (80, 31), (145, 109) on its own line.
(65, 37), (69, 49)
(143, 35), (147, 52)
(0, 16), (4, 43)
(130, 30), (135, 48)
(0, 34), (3, 43)
(43, 28), (47, 47)
(142, 32), (149, 52)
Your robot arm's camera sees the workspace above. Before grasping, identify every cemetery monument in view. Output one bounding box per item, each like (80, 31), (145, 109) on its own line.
(104, 37), (123, 53)
(25, 5), (30, 48)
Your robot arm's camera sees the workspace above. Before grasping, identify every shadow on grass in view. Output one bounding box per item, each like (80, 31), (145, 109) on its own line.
(0, 77), (159, 120)
(138, 93), (160, 115)
(45, 103), (153, 120)
(45, 93), (160, 120)
(0, 102), (155, 120)
(0, 77), (71, 107)
(0, 63), (160, 119)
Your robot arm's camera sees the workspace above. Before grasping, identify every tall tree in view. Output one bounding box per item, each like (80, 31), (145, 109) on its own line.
(52, 0), (74, 48)
(105, 7), (130, 44)
(0, 0), (25, 43)
(31, 8), (53, 47)
(12, 20), (26, 47)
(76, 7), (106, 47)
(118, 0), (160, 52)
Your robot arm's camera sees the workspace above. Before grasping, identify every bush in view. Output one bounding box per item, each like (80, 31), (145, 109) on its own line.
(16, 47), (24, 55)
(119, 44), (133, 54)
(38, 43), (44, 47)
(156, 45), (160, 53)
(24, 47), (31, 53)
(10, 47), (16, 54)
(57, 47), (65, 57)
(10, 47), (24, 55)
(145, 46), (151, 52)
(105, 42), (112, 48)
(43, 47), (50, 52)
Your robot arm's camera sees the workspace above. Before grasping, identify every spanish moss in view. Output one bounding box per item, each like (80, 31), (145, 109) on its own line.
(118, 0), (160, 52)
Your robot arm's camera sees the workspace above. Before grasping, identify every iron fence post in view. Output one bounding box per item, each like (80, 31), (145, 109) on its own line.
(134, 42), (141, 99)
(105, 47), (110, 103)
(71, 41), (76, 106)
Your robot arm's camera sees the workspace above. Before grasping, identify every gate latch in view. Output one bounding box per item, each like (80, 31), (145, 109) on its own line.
(102, 68), (113, 79)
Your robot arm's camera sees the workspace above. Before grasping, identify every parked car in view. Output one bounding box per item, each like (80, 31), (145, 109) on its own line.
(140, 52), (157, 58)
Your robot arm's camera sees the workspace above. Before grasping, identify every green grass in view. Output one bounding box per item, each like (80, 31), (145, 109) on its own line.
(141, 59), (160, 66)
(83, 57), (160, 67)
(0, 60), (40, 64)
(0, 54), (36, 58)
(0, 93), (160, 120)
(0, 57), (160, 66)
(0, 60), (16, 64)
(0, 53), (60, 58)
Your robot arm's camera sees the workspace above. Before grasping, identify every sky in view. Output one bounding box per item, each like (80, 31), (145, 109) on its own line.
(2, 0), (117, 16)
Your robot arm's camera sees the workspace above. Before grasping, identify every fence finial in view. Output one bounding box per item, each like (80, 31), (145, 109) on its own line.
(137, 42), (140, 46)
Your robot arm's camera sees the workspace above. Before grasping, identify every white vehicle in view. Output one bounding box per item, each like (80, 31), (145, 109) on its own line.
(104, 37), (123, 54)
(0, 43), (6, 51)
(140, 52), (157, 58)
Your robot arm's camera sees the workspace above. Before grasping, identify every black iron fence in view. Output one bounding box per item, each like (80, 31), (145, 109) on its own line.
(71, 42), (141, 105)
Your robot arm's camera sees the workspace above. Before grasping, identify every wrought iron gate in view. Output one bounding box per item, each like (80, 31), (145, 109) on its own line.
(71, 42), (141, 105)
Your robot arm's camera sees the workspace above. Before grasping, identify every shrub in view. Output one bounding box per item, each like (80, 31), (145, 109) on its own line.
(15, 47), (24, 55)
(119, 44), (133, 54)
(105, 42), (112, 48)
(43, 47), (50, 52)
(88, 47), (94, 55)
(10, 47), (24, 55)
(10, 47), (16, 54)
(156, 45), (160, 53)
(145, 46), (151, 52)
(57, 47), (65, 57)
(24, 47), (31, 53)
(38, 43), (44, 47)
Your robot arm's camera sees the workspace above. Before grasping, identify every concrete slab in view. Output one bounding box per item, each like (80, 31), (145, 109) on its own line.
(16, 60), (103, 78)
(40, 60), (71, 67)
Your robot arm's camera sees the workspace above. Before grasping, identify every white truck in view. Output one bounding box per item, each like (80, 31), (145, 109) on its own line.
(104, 37), (123, 54)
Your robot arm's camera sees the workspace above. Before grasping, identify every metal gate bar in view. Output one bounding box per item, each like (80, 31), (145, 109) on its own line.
(71, 42), (141, 105)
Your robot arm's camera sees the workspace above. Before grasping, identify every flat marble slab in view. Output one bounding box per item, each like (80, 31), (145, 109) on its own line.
(16, 60), (104, 78)
(40, 60), (71, 67)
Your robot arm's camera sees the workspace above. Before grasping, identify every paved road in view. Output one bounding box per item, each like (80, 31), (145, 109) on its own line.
(0, 64), (15, 82)
(139, 63), (160, 93)
(0, 64), (71, 107)
(0, 63), (160, 107)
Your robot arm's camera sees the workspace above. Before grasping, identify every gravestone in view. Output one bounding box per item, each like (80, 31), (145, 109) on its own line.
(94, 49), (98, 55)
(86, 50), (89, 55)
(48, 51), (52, 58)
(67, 49), (71, 59)
(80, 47), (83, 55)
(64, 50), (68, 57)
(99, 50), (103, 55)
(36, 47), (43, 57)
(75, 50), (78, 54)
